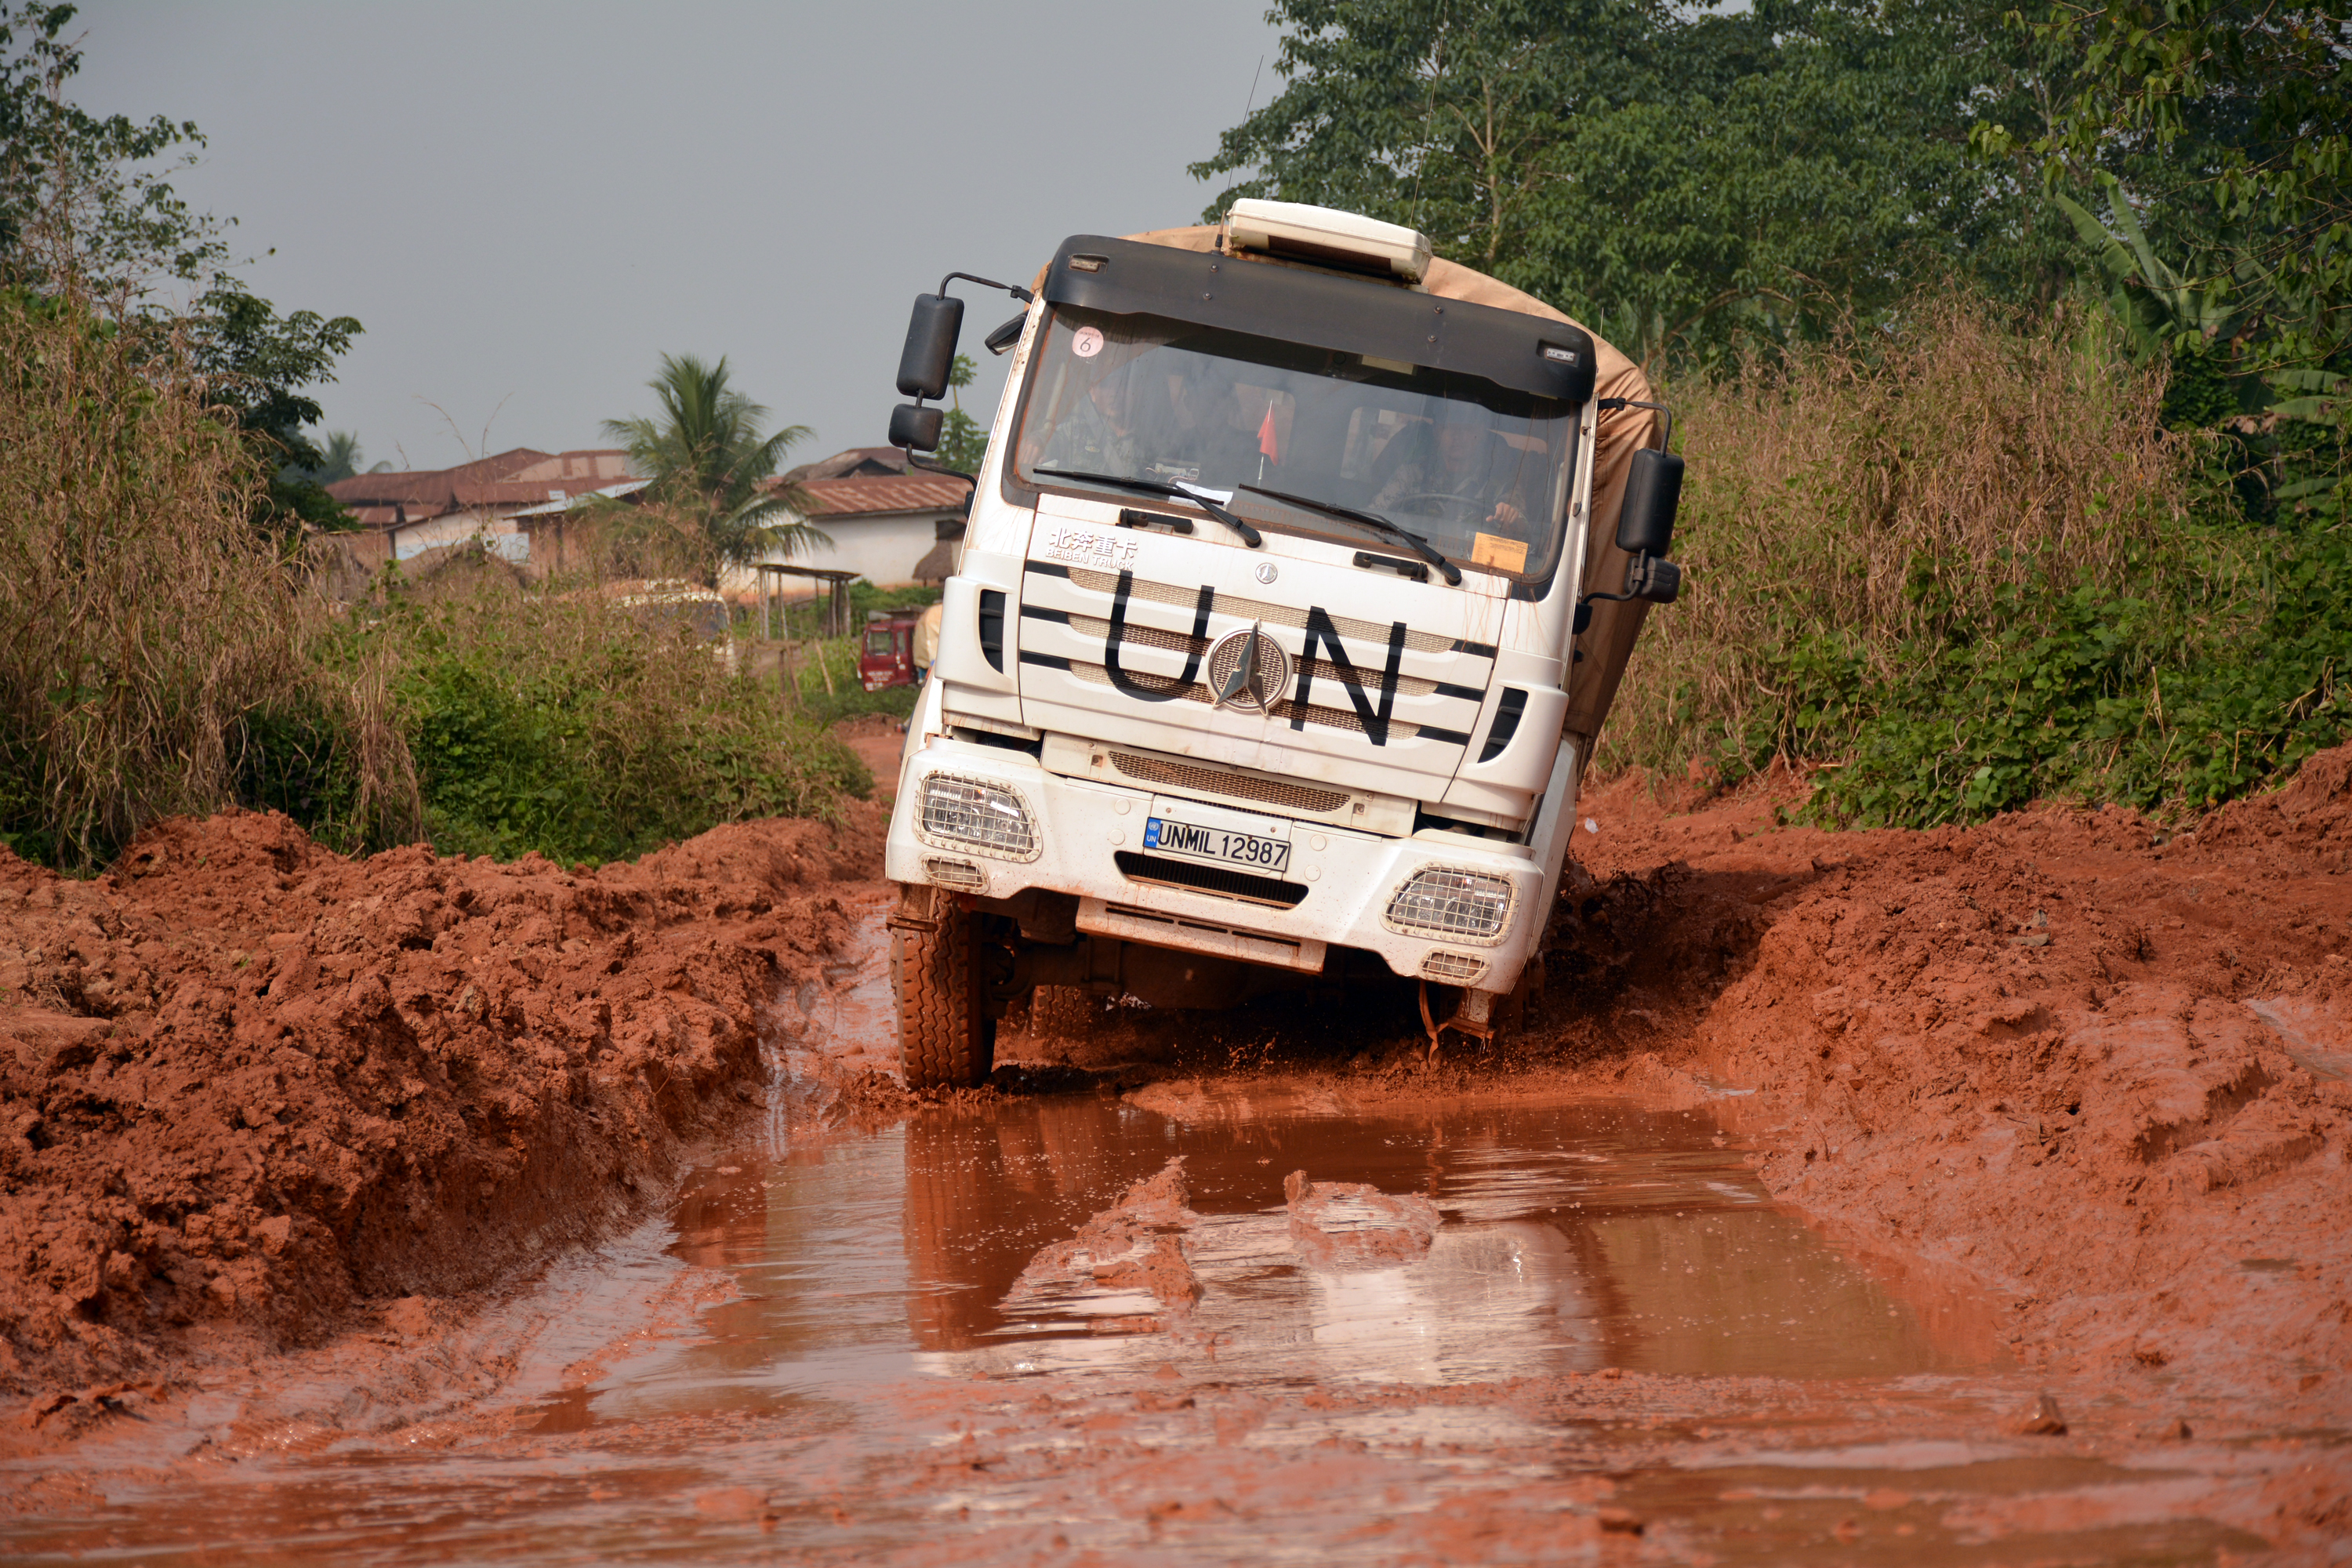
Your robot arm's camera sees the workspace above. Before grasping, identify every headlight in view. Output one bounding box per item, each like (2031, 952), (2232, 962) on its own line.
(918, 772), (1038, 861)
(1385, 866), (1513, 943)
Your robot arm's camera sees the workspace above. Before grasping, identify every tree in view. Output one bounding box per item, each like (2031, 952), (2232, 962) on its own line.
(306, 430), (365, 485)
(934, 352), (987, 474)
(2018, 0), (2350, 372)
(1192, 0), (2097, 360)
(184, 282), (361, 539)
(1983, 0), (2352, 509)
(1, 2), (361, 539)
(601, 353), (827, 576)
(1192, 0), (1674, 281)
(0, 2), (221, 299)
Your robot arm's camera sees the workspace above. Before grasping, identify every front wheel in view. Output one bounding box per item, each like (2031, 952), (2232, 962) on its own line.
(891, 884), (996, 1089)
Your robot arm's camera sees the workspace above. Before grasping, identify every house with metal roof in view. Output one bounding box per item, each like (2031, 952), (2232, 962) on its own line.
(731, 448), (967, 599)
(325, 449), (640, 572)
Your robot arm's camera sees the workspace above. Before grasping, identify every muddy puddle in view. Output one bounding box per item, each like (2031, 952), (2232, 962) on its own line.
(0, 1090), (2055, 1563)
(599, 1094), (1998, 1413)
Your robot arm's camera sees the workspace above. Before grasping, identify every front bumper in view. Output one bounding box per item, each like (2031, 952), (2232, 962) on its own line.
(884, 734), (1546, 991)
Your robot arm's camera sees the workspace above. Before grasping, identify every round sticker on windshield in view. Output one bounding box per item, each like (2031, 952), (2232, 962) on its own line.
(1070, 325), (1104, 359)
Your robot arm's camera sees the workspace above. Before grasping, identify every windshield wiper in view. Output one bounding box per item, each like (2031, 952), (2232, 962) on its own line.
(1033, 468), (1262, 547)
(1237, 484), (1461, 585)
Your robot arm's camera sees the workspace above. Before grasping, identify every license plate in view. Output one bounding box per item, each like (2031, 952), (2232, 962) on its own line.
(1142, 816), (1291, 875)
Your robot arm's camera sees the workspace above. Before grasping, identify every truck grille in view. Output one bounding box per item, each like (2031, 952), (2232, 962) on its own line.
(1048, 656), (1450, 741)
(1109, 751), (1348, 815)
(1419, 950), (1490, 985)
(1112, 851), (1308, 908)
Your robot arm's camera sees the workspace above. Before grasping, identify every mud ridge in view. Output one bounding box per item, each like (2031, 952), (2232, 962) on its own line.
(0, 800), (881, 1423)
(1547, 747), (2352, 1413)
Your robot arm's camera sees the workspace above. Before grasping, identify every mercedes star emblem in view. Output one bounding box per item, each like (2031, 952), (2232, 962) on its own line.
(1254, 561), (1279, 584)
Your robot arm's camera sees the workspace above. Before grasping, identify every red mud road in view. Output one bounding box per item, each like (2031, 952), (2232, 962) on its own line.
(1, 735), (2347, 1564)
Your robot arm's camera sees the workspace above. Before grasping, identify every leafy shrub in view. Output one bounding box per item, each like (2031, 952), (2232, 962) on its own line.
(358, 574), (869, 866)
(1599, 290), (2349, 823)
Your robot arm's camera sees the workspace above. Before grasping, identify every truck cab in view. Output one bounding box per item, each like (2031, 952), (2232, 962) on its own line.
(858, 612), (920, 691)
(880, 201), (1681, 1087)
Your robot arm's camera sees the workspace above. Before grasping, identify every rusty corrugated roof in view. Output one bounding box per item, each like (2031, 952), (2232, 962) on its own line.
(325, 449), (641, 528)
(325, 448), (550, 510)
(780, 445), (911, 484)
(795, 474), (971, 517)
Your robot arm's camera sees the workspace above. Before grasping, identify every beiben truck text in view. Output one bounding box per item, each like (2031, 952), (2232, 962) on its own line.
(877, 201), (1684, 1088)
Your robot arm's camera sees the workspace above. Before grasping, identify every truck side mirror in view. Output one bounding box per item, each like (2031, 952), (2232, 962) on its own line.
(1616, 447), (1684, 558)
(895, 293), (964, 400)
(889, 403), (943, 452)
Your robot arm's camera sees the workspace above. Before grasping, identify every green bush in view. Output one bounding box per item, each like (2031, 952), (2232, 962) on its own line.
(1601, 291), (2351, 825)
(356, 577), (869, 866)
(1762, 529), (2347, 828)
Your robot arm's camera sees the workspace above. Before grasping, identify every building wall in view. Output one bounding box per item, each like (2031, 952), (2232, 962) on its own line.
(723, 512), (947, 598)
(392, 510), (527, 563)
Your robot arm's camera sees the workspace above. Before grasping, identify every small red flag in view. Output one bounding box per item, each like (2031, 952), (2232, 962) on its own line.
(1258, 404), (1281, 464)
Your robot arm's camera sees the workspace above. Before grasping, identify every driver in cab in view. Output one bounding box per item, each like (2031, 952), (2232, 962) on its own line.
(1368, 409), (1536, 532)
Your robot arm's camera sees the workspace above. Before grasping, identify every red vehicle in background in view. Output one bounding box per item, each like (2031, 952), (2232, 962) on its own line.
(858, 612), (920, 691)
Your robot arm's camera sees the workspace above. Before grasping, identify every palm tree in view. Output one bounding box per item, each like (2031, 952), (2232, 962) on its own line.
(601, 354), (826, 574)
(316, 431), (365, 483)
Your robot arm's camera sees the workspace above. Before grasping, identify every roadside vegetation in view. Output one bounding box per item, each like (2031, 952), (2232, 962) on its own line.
(0, 290), (869, 873)
(0, 281), (872, 874)
(252, 566), (868, 867)
(1610, 297), (2348, 824)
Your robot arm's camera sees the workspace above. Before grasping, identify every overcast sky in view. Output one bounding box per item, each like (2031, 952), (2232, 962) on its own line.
(73, 1), (1285, 474)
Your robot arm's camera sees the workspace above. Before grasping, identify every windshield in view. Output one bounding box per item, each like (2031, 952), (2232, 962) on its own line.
(1011, 306), (1580, 580)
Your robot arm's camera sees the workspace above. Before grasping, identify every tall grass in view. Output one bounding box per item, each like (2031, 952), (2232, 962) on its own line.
(1606, 296), (2187, 772)
(0, 294), (307, 871)
(1601, 292), (2348, 822)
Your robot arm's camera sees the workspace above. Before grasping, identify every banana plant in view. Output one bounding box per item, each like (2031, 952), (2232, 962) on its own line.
(2053, 178), (2251, 358)
(2269, 367), (2343, 426)
(2268, 367), (2347, 506)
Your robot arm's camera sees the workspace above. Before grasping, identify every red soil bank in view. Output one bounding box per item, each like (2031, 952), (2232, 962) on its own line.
(1555, 746), (2352, 1412)
(0, 804), (879, 1414)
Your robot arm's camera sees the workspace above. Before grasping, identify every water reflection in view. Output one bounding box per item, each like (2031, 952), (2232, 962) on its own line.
(572, 1095), (1998, 1421)
(0, 1093), (2025, 1568)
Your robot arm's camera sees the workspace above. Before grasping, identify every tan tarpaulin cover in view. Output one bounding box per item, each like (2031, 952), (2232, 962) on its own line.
(1072, 226), (1657, 745)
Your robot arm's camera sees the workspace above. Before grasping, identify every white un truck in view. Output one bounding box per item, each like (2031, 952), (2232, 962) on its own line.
(878, 201), (1682, 1088)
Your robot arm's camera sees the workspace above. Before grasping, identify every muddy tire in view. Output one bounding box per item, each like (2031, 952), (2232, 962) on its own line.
(891, 883), (996, 1089)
